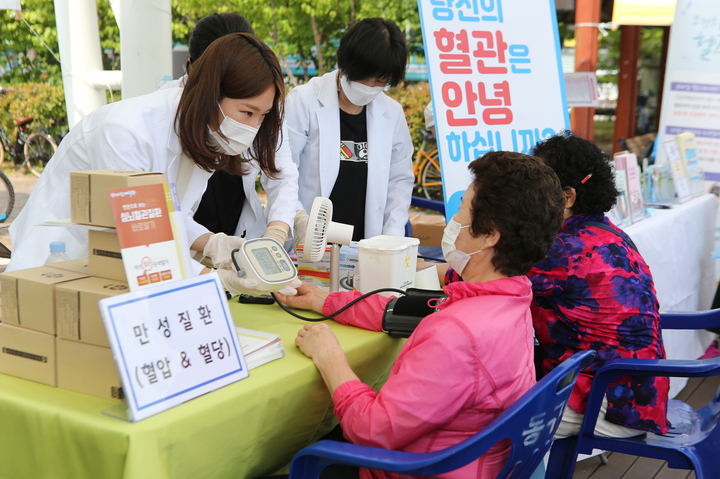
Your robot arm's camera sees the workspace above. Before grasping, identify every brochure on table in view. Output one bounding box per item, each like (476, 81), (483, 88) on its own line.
(108, 183), (191, 291)
(620, 152), (646, 223)
(612, 155), (632, 227)
(675, 132), (704, 197)
(236, 327), (286, 370)
(98, 273), (248, 422)
(417, 0), (569, 219)
(663, 139), (693, 204)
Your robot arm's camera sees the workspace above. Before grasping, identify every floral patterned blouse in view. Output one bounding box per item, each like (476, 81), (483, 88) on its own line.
(528, 214), (669, 434)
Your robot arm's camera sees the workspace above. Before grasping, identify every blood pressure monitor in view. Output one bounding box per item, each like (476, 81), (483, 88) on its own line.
(230, 238), (297, 293)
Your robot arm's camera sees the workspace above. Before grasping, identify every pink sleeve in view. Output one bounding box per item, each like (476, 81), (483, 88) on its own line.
(322, 291), (394, 332)
(332, 316), (486, 450)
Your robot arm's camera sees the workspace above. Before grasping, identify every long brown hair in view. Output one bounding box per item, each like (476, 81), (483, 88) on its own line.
(175, 33), (284, 177)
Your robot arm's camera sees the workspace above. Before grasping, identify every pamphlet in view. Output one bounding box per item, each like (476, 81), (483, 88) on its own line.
(619, 152), (646, 223)
(235, 327), (286, 370)
(108, 183), (191, 291)
(675, 132), (704, 197)
(663, 139), (692, 203)
(613, 154), (633, 227)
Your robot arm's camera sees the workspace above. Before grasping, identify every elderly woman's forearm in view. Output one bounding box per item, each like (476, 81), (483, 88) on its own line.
(314, 348), (360, 394)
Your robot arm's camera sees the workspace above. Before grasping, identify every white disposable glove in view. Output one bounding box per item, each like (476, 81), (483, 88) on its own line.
(293, 209), (309, 252)
(203, 233), (245, 270)
(217, 269), (303, 297)
(263, 225), (289, 245)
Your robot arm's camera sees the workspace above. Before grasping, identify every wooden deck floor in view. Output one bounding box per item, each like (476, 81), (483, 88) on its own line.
(570, 375), (720, 479)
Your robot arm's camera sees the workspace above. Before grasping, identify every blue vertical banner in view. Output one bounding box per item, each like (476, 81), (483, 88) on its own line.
(418, 0), (570, 219)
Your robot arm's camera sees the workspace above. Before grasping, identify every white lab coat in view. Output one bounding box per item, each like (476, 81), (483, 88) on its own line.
(7, 87), (299, 274)
(285, 70), (414, 238)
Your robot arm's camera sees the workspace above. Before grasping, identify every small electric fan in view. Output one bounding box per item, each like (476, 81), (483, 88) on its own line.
(304, 197), (354, 293)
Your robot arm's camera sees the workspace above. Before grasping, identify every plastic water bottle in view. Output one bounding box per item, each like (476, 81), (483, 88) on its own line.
(45, 241), (70, 264)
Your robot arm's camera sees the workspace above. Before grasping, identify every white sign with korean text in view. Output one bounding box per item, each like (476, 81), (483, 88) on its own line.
(418, 0), (570, 219)
(98, 273), (248, 422)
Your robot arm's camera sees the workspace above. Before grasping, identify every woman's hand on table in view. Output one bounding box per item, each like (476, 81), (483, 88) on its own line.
(296, 323), (359, 394)
(296, 323), (342, 362)
(275, 281), (328, 314)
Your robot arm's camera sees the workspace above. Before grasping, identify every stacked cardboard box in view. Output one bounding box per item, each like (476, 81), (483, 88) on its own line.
(73, 170), (167, 283)
(0, 170), (164, 400)
(409, 213), (445, 247)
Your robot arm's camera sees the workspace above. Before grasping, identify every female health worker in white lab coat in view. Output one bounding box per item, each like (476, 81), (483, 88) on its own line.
(8, 33), (301, 296)
(285, 18), (414, 242)
(162, 13), (302, 248)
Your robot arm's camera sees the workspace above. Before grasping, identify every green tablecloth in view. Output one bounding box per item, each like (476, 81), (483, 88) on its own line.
(0, 300), (404, 479)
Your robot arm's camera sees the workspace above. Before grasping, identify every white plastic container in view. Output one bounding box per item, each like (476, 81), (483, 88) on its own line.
(357, 235), (420, 295)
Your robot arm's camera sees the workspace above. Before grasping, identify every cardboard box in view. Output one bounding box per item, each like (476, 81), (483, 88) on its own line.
(409, 213), (446, 247)
(56, 338), (124, 400)
(46, 259), (90, 276)
(0, 323), (57, 386)
(88, 230), (126, 282)
(56, 277), (129, 347)
(70, 170), (166, 228)
(0, 267), (89, 334)
(296, 243), (359, 291)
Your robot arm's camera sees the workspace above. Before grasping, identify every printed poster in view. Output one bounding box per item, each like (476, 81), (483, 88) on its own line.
(108, 183), (191, 291)
(656, 0), (720, 186)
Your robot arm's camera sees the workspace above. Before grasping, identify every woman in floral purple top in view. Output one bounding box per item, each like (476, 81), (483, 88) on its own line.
(528, 133), (668, 436)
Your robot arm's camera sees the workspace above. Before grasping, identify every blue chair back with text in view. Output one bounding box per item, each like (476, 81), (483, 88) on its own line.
(289, 350), (596, 479)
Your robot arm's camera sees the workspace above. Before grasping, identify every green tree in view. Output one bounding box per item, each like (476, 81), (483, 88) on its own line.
(0, 1), (60, 83)
(96, 0), (120, 70)
(173, 0), (422, 85)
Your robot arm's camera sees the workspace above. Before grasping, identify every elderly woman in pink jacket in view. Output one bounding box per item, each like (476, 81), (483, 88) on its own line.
(276, 151), (565, 479)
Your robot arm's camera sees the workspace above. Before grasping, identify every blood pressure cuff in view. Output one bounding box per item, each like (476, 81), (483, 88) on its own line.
(381, 288), (447, 338)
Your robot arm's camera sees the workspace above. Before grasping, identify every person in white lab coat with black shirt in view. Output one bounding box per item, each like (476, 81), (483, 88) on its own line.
(8, 33), (301, 296)
(285, 18), (415, 242)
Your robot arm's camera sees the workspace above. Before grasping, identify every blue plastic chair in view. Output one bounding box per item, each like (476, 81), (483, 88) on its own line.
(659, 309), (720, 330)
(289, 350), (596, 479)
(546, 309), (720, 479)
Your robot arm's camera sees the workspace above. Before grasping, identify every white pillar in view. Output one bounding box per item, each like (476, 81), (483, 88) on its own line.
(54, 0), (107, 127)
(118, 0), (173, 98)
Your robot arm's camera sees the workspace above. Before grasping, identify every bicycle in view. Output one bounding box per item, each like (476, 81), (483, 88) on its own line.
(0, 117), (58, 178)
(0, 168), (15, 222)
(413, 129), (443, 202)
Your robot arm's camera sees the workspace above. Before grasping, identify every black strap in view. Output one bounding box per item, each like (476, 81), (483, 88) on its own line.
(583, 221), (639, 253)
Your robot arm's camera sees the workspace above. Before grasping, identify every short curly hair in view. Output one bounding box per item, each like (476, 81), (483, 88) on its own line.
(531, 131), (618, 215)
(468, 152), (565, 277)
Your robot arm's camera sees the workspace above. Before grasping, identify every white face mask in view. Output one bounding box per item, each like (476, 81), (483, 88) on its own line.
(441, 218), (483, 277)
(340, 74), (385, 106)
(208, 103), (259, 156)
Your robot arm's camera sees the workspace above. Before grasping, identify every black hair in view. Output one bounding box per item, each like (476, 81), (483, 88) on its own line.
(468, 152), (565, 277)
(188, 13), (255, 63)
(336, 18), (407, 87)
(531, 131), (619, 215)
